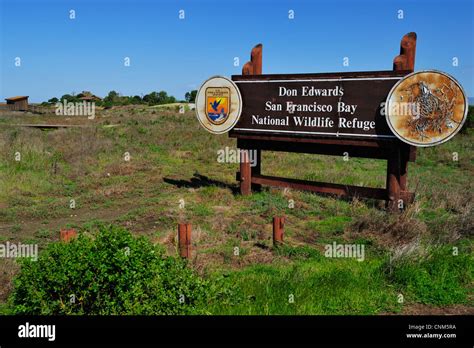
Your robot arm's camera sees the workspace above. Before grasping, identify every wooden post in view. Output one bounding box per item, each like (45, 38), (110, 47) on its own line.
(252, 147), (262, 192)
(242, 43), (262, 75)
(240, 150), (251, 195)
(399, 147), (411, 201)
(393, 32), (417, 202)
(60, 228), (77, 243)
(393, 32), (416, 71)
(240, 44), (263, 194)
(386, 149), (401, 211)
(178, 223), (191, 258)
(272, 216), (285, 246)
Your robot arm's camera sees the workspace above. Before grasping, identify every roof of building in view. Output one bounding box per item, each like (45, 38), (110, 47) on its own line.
(79, 95), (102, 101)
(5, 96), (29, 101)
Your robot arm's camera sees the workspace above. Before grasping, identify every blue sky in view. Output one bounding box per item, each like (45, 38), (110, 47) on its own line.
(1, 0), (473, 102)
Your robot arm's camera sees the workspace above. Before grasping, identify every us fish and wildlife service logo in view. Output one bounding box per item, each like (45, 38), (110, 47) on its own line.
(385, 70), (468, 147)
(196, 76), (242, 134)
(206, 87), (230, 125)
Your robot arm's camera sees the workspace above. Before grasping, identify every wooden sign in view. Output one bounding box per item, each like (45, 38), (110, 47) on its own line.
(229, 33), (419, 211)
(231, 70), (408, 140)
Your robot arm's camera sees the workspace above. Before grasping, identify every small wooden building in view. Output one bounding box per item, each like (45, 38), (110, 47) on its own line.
(79, 95), (102, 102)
(5, 96), (29, 111)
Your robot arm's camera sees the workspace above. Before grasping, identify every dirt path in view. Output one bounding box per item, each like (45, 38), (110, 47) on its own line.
(383, 303), (474, 315)
(0, 202), (140, 242)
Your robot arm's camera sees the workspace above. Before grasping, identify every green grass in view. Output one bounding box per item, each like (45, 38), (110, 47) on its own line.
(389, 244), (473, 305)
(208, 243), (472, 315)
(210, 258), (400, 315)
(242, 190), (289, 216)
(306, 216), (352, 235)
(190, 203), (213, 217)
(275, 244), (323, 260)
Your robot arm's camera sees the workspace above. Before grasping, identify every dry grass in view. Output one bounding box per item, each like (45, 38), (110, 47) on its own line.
(0, 259), (19, 302)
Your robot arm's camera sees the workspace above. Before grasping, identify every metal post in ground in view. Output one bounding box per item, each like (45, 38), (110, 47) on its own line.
(178, 223), (192, 258)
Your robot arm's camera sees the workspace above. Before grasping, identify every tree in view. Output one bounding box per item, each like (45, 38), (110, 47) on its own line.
(142, 91), (176, 105)
(157, 91), (169, 104)
(60, 94), (80, 103)
(143, 92), (159, 105)
(104, 91), (120, 104)
(130, 95), (142, 104)
(48, 97), (59, 104)
(185, 90), (197, 103)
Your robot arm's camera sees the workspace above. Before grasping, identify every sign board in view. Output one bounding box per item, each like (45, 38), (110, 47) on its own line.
(230, 71), (409, 140)
(194, 33), (430, 210)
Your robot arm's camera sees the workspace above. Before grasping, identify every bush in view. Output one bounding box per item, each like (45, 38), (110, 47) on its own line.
(460, 105), (473, 133)
(11, 225), (223, 315)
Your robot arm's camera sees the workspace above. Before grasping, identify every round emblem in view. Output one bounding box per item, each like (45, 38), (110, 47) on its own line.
(385, 70), (468, 147)
(195, 76), (242, 134)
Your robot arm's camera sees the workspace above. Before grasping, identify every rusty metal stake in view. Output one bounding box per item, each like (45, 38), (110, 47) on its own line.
(272, 216), (285, 246)
(178, 223), (192, 258)
(60, 228), (77, 243)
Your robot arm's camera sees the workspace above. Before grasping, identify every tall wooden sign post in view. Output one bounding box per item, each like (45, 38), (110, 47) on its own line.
(230, 33), (418, 210)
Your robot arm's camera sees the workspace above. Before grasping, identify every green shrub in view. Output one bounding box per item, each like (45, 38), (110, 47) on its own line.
(11, 224), (223, 315)
(460, 105), (473, 133)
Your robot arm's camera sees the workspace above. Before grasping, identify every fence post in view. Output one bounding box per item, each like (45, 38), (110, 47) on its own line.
(178, 223), (192, 258)
(60, 228), (77, 243)
(272, 216), (285, 246)
(240, 44), (263, 195)
(393, 32), (417, 201)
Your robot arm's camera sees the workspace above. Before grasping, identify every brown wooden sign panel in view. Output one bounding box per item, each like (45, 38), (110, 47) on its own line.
(230, 32), (418, 210)
(230, 70), (410, 140)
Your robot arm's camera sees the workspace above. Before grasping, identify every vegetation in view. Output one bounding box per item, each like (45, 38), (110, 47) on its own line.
(209, 243), (472, 314)
(41, 89), (200, 108)
(10, 224), (226, 315)
(0, 104), (472, 315)
(185, 90), (197, 103)
(388, 243), (473, 306)
(460, 105), (474, 133)
(7, 231), (472, 315)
